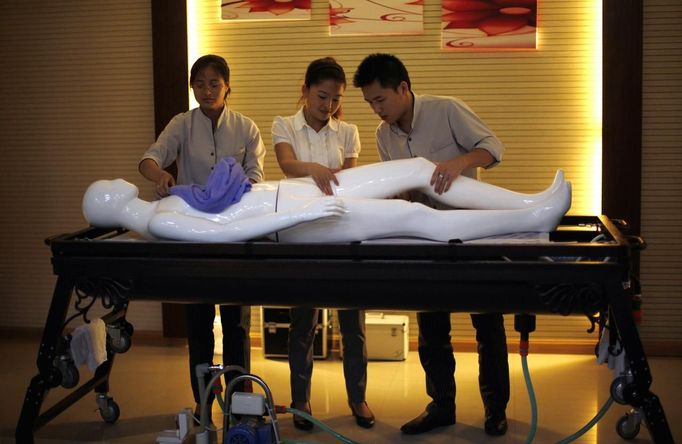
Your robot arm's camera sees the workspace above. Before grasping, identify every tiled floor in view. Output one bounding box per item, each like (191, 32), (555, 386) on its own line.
(2, 336), (680, 443)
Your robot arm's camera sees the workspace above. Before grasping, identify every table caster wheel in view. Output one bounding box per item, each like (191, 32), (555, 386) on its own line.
(107, 322), (133, 353)
(616, 412), (640, 440)
(123, 321), (134, 337)
(54, 355), (79, 389)
(60, 363), (79, 389)
(109, 332), (131, 353)
(610, 376), (629, 405)
(98, 397), (120, 424)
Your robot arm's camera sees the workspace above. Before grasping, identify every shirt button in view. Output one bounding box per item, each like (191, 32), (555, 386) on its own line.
(210, 152), (214, 156)
(408, 137), (412, 141)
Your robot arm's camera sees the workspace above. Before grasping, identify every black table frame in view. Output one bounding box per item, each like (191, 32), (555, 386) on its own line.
(15, 215), (673, 443)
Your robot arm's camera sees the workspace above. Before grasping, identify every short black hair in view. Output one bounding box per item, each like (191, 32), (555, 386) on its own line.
(190, 54), (230, 84)
(353, 53), (411, 91)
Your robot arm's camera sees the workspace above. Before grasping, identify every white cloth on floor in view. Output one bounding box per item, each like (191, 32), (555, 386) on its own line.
(70, 318), (107, 371)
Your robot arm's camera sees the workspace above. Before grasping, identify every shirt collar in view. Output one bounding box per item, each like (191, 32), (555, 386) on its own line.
(411, 92), (422, 129)
(196, 105), (228, 129)
(390, 91), (420, 136)
(214, 106), (228, 130)
(293, 107), (339, 133)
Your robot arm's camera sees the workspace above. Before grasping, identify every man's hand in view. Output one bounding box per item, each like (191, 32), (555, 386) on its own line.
(430, 157), (468, 194)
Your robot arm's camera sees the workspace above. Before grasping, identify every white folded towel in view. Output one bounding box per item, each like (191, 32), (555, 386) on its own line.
(596, 328), (627, 376)
(70, 318), (107, 371)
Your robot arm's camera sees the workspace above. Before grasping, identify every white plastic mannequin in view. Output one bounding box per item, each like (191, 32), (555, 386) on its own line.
(83, 158), (571, 243)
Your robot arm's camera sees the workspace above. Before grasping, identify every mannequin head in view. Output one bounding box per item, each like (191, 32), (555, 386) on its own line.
(82, 179), (138, 227)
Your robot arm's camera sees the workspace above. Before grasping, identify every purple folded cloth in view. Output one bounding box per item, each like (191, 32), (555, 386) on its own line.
(170, 157), (252, 213)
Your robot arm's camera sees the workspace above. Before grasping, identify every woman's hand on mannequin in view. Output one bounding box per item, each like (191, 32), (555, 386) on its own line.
(153, 170), (176, 198)
(139, 159), (176, 198)
(308, 163), (340, 196)
(275, 143), (339, 195)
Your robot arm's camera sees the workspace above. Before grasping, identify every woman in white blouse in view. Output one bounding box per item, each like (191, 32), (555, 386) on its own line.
(271, 57), (375, 429)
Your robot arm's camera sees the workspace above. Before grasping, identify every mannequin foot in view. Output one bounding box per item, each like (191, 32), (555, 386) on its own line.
(529, 169), (566, 205)
(532, 181), (572, 232)
(291, 401), (313, 431)
(349, 401), (375, 428)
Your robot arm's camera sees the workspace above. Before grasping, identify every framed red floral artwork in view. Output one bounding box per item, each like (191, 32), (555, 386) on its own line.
(221, 0), (311, 21)
(441, 0), (537, 49)
(329, 0), (423, 36)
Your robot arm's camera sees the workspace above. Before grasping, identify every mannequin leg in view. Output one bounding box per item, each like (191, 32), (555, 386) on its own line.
(335, 158), (565, 210)
(424, 169), (565, 210)
(282, 180), (570, 243)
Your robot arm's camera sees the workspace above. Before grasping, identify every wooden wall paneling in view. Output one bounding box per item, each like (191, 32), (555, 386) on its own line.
(152, 0), (190, 337)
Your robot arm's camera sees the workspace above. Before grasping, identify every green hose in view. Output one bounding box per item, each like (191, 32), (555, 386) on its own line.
(521, 353), (616, 444)
(555, 397), (614, 444)
(521, 354), (538, 443)
(284, 408), (360, 444)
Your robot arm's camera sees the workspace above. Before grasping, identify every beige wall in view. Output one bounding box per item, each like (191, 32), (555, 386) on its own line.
(0, 1), (680, 351)
(640, 1), (682, 345)
(0, 0), (161, 329)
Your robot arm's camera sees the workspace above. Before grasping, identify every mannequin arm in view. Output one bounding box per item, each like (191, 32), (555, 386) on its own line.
(148, 197), (345, 242)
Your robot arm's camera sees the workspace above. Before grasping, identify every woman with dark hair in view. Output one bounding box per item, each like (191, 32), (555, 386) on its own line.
(138, 54), (265, 423)
(271, 57), (375, 430)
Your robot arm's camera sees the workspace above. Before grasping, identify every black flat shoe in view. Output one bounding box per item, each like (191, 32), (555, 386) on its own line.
(291, 402), (314, 431)
(400, 408), (455, 435)
(484, 411), (508, 436)
(349, 401), (375, 429)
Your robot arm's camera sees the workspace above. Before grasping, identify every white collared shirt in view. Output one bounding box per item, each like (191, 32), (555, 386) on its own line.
(141, 107), (266, 185)
(272, 108), (361, 170)
(376, 93), (504, 180)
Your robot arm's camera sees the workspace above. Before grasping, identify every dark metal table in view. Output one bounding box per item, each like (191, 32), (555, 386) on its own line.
(16, 215), (673, 443)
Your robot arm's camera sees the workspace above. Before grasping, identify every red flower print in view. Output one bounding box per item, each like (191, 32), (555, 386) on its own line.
(329, 6), (355, 26)
(442, 0), (536, 36)
(223, 0), (311, 16)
